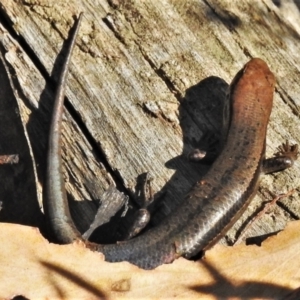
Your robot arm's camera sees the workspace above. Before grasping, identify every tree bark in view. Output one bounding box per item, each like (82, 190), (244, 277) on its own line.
(0, 0), (299, 245)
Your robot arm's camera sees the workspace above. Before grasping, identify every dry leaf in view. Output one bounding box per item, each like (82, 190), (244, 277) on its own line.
(1, 221), (300, 299)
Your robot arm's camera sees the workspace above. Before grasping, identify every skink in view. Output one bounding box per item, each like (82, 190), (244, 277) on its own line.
(44, 14), (298, 269)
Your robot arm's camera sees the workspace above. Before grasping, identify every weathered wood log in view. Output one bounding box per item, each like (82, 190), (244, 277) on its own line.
(0, 0), (299, 245)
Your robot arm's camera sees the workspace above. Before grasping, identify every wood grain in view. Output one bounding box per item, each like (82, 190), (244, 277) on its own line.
(0, 0), (299, 245)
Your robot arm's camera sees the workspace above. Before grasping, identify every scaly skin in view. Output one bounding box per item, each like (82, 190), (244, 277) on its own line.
(43, 14), (83, 243)
(44, 14), (298, 270)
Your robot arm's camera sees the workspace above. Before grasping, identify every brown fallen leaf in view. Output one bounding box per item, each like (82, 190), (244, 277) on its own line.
(0, 222), (300, 299)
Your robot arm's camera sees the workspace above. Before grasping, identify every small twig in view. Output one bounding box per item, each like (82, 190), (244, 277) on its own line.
(0, 154), (19, 165)
(235, 189), (296, 244)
